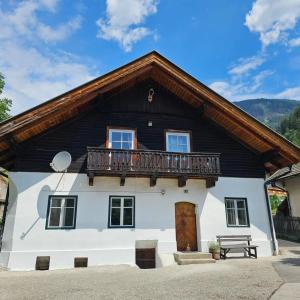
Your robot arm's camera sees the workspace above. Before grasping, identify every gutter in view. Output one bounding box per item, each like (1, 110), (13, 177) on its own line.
(264, 166), (292, 255)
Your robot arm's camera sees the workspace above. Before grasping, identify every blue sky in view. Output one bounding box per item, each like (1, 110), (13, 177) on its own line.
(1, 0), (300, 115)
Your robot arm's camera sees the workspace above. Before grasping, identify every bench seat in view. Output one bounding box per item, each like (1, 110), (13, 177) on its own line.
(217, 235), (258, 259)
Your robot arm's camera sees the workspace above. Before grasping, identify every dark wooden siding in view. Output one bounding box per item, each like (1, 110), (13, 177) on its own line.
(13, 80), (265, 178)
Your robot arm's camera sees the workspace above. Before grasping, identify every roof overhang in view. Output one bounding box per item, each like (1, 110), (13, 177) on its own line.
(0, 51), (300, 170)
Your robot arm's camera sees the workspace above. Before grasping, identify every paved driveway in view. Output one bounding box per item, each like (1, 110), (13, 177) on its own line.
(271, 239), (300, 300)
(0, 259), (282, 300)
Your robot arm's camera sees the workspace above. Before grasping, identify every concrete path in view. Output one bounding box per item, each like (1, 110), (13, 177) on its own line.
(271, 239), (300, 300)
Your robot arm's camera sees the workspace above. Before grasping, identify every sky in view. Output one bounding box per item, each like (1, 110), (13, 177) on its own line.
(1, 0), (300, 115)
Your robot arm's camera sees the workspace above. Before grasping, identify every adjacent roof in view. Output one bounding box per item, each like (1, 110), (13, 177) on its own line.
(267, 162), (300, 182)
(0, 51), (300, 170)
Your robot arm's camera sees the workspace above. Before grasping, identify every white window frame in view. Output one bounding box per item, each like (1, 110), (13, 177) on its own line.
(109, 196), (135, 228)
(46, 196), (77, 229)
(166, 131), (191, 153)
(225, 197), (249, 227)
(108, 128), (135, 150)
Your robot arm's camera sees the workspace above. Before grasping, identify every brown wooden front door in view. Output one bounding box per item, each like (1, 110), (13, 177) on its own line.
(175, 202), (198, 251)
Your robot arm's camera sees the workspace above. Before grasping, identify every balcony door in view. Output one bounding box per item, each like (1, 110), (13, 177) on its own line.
(175, 202), (198, 251)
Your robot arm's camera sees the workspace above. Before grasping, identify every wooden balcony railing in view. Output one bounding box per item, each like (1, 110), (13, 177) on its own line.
(87, 147), (221, 187)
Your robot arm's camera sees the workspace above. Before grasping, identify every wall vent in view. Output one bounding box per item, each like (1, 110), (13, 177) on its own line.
(74, 257), (88, 268)
(35, 256), (50, 270)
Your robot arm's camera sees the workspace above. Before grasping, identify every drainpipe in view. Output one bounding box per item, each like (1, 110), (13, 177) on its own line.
(0, 171), (8, 251)
(264, 166), (292, 255)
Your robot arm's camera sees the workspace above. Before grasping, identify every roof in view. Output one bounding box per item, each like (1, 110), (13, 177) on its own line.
(267, 162), (300, 182)
(0, 51), (300, 170)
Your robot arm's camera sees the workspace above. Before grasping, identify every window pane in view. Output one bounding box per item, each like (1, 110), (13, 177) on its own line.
(49, 208), (61, 227)
(51, 198), (62, 207)
(238, 209), (247, 225)
(168, 135), (177, 145)
(64, 208), (74, 227)
(178, 135), (187, 145)
(226, 209), (236, 225)
(225, 200), (234, 209)
(237, 200), (245, 209)
(122, 142), (132, 150)
(111, 141), (122, 149)
(124, 198), (133, 207)
(122, 132), (132, 142)
(111, 132), (121, 141)
(111, 208), (121, 225)
(111, 198), (121, 207)
(178, 145), (188, 153)
(123, 208), (133, 226)
(65, 198), (75, 207)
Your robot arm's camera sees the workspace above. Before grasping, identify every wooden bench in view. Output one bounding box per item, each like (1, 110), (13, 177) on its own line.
(216, 235), (258, 259)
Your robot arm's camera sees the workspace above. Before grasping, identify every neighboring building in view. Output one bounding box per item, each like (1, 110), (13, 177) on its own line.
(270, 163), (300, 217)
(0, 52), (299, 270)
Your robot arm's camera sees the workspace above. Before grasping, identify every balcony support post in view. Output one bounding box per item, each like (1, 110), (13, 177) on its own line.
(206, 177), (217, 188)
(88, 172), (94, 186)
(120, 174), (126, 186)
(150, 174), (157, 187)
(178, 175), (188, 187)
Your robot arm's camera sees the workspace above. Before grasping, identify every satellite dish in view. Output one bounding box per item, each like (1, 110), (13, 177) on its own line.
(50, 151), (72, 172)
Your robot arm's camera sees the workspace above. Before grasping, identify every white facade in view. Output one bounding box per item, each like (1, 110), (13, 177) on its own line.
(285, 176), (300, 217)
(0, 172), (274, 270)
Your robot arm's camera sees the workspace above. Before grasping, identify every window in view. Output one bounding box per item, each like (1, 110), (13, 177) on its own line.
(108, 128), (135, 150)
(166, 131), (191, 153)
(109, 196), (135, 227)
(46, 196), (77, 229)
(225, 198), (249, 227)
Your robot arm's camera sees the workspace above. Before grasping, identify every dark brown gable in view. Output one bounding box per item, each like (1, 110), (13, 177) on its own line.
(13, 79), (264, 178)
(0, 51), (299, 170)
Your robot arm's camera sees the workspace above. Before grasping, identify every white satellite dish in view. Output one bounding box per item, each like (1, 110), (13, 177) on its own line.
(50, 151), (72, 172)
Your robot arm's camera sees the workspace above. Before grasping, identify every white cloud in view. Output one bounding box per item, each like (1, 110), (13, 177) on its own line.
(289, 37), (300, 47)
(37, 16), (82, 43)
(0, 0), (82, 43)
(229, 55), (265, 76)
(96, 0), (158, 52)
(245, 0), (300, 47)
(275, 86), (300, 100)
(0, 1), (95, 115)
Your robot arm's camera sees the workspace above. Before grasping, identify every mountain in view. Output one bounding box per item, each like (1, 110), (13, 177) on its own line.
(234, 99), (300, 130)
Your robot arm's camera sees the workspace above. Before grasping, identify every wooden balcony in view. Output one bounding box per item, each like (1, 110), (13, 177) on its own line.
(87, 147), (221, 187)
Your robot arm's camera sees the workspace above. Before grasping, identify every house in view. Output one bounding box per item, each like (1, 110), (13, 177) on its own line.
(267, 163), (300, 218)
(0, 52), (299, 270)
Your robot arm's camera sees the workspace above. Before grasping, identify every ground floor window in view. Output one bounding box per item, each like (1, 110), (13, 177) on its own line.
(225, 197), (249, 227)
(46, 196), (77, 229)
(109, 196), (135, 228)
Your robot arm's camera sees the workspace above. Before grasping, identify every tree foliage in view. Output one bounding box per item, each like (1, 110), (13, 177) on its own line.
(279, 105), (300, 146)
(0, 72), (12, 122)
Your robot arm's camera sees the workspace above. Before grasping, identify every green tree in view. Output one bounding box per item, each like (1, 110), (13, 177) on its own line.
(279, 105), (300, 146)
(0, 72), (12, 121)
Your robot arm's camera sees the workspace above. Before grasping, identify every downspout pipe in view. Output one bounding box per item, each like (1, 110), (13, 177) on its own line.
(264, 166), (292, 255)
(0, 171), (8, 251)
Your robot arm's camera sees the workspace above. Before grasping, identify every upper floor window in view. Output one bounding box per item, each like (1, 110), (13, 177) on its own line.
(166, 131), (191, 153)
(225, 197), (249, 227)
(108, 128), (136, 149)
(46, 196), (77, 229)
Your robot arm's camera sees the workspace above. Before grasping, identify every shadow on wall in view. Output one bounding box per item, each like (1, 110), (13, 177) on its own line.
(20, 184), (51, 240)
(203, 178), (272, 242)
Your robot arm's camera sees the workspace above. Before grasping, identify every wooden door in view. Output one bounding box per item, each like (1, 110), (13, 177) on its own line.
(136, 248), (155, 269)
(175, 202), (198, 251)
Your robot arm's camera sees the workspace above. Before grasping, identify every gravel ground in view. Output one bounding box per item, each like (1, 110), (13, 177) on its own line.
(0, 258), (282, 300)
